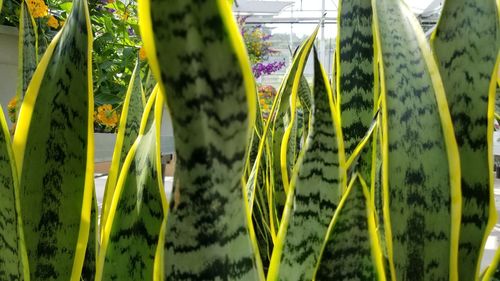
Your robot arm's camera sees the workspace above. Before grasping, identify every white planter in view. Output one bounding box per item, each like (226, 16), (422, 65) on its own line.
(0, 25), (19, 127)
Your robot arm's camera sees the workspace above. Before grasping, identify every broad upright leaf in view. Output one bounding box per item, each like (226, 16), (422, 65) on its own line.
(269, 48), (343, 281)
(314, 174), (385, 280)
(12, 0), (94, 279)
(101, 58), (145, 236)
(373, 0), (461, 279)
(139, 0), (264, 279)
(0, 108), (28, 280)
(337, 0), (375, 164)
(97, 91), (167, 281)
(431, 0), (500, 278)
(16, 0), (38, 102)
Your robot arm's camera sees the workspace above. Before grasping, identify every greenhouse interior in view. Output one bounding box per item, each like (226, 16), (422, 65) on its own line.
(0, 0), (499, 280)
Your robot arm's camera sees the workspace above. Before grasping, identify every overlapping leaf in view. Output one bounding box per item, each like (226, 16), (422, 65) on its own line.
(431, 0), (500, 278)
(0, 108), (28, 280)
(268, 48), (343, 281)
(101, 58), (145, 237)
(314, 174), (385, 280)
(97, 90), (167, 281)
(12, 0), (94, 279)
(373, 0), (462, 279)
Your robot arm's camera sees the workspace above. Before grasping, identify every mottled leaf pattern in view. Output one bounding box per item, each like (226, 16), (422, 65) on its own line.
(12, 0), (94, 279)
(431, 0), (500, 278)
(273, 49), (342, 281)
(338, 0), (375, 163)
(0, 108), (27, 280)
(373, 0), (461, 280)
(97, 92), (166, 281)
(315, 175), (384, 280)
(139, 0), (264, 279)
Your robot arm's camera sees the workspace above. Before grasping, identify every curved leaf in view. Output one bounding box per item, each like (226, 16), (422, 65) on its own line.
(16, 0), (38, 102)
(97, 90), (167, 281)
(0, 108), (28, 280)
(101, 58), (145, 238)
(373, 0), (462, 279)
(269, 48), (343, 281)
(431, 0), (500, 278)
(12, 0), (94, 279)
(314, 174), (386, 280)
(139, 0), (265, 279)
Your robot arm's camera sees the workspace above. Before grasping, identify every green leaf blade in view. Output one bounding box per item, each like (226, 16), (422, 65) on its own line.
(431, 0), (500, 278)
(373, 0), (461, 279)
(140, 0), (264, 279)
(13, 0), (94, 279)
(274, 49), (342, 281)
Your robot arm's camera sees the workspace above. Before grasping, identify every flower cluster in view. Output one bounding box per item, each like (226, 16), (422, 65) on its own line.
(94, 104), (119, 131)
(47, 15), (59, 29)
(258, 85), (277, 120)
(26, 0), (48, 18)
(253, 61), (286, 79)
(238, 16), (285, 78)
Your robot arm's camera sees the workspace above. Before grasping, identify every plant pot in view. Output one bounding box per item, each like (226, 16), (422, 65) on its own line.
(0, 25), (19, 126)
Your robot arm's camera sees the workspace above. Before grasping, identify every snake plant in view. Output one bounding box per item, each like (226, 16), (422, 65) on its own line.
(0, 0), (499, 280)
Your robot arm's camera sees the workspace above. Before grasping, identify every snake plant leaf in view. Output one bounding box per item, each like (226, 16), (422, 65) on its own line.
(139, 0), (265, 279)
(373, 0), (462, 279)
(314, 174), (386, 280)
(97, 90), (167, 281)
(16, 0), (38, 102)
(431, 0), (500, 278)
(268, 48), (344, 281)
(81, 187), (98, 281)
(12, 0), (94, 279)
(337, 0), (375, 162)
(101, 58), (145, 238)
(0, 108), (28, 280)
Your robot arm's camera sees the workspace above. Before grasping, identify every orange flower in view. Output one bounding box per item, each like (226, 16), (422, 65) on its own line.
(26, 0), (48, 18)
(95, 104), (119, 128)
(47, 15), (59, 29)
(139, 47), (147, 61)
(7, 96), (18, 123)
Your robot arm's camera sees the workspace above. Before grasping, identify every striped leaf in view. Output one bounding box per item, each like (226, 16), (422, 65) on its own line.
(314, 174), (385, 280)
(101, 58), (145, 237)
(0, 108), (28, 280)
(373, 0), (461, 280)
(17, 0), (38, 101)
(97, 91), (167, 281)
(431, 0), (500, 278)
(337, 0), (375, 163)
(12, 0), (94, 279)
(268, 48), (343, 281)
(139, 0), (265, 279)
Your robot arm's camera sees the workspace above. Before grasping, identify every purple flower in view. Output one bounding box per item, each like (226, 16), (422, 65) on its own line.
(127, 27), (135, 36)
(252, 60), (286, 78)
(107, 8), (116, 13)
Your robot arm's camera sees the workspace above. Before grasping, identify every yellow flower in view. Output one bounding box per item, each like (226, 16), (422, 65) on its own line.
(121, 11), (129, 21)
(139, 47), (147, 61)
(96, 104), (119, 128)
(47, 15), (59, 29)
(26, 0), (48, 18)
